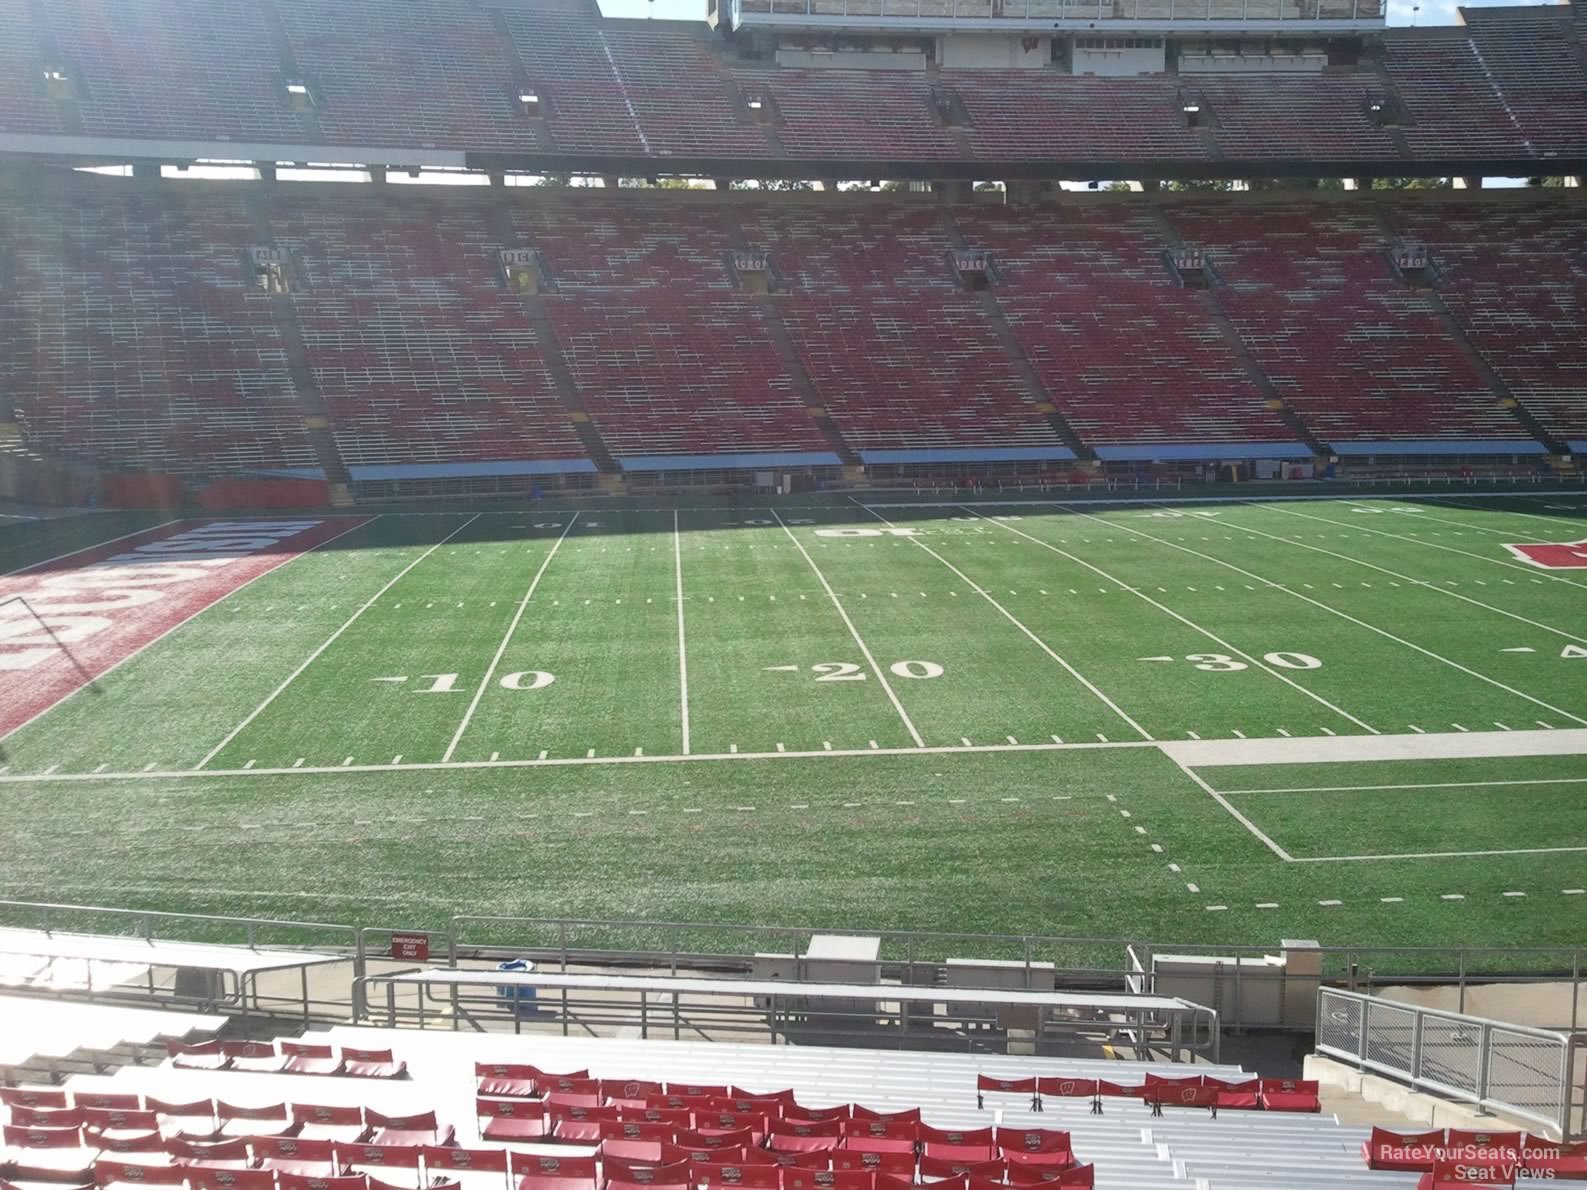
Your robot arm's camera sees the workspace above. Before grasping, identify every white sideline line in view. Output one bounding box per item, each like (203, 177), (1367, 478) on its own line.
(674, 510), (691, 757)
(2, 516), (375, 747)
(959, 507), (1377, 735)
(3, 516), (185, 576)
(1, 737), (1163, 783)
(1409, 497), (1587, 538)
(441, 513), (577, 764)
(1222, 777), (1587, 794)
(195, 514), (471, 770)
(1072, 505), (1587, 729)
(1253, 502), (1587, 618)
(863, 491), (1587, 510)
(1269, 501), (1587, 591)
(857, 502), (1152, 742)
(1169, 756), (1294, 862)
(1294, 844), (1587, 864)
(1443, 495), (1587, 529)
(771, 508), (924, 748)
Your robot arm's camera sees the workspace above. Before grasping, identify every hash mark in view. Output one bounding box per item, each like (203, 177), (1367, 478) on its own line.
(342, 756), (353, 767)
(243, 760), (256, 769)
(1318, 899), (1342, 907)
(292, 758), (305, 768)
(538, 750), (548, 760)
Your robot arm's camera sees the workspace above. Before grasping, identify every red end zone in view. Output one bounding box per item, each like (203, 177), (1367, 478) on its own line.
(0, 517), (369, 739)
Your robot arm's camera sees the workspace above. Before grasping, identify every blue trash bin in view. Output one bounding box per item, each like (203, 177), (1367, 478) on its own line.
(496, 959), (538, 1018)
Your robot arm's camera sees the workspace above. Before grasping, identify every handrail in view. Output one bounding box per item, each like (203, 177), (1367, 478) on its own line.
(1316, 987), (1586, 1141)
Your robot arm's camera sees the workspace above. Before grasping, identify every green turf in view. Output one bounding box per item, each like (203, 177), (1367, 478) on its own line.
(1, 491), (1585, 960)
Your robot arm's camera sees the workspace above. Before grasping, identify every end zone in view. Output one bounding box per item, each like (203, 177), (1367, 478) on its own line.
(0, 517), (370, 739)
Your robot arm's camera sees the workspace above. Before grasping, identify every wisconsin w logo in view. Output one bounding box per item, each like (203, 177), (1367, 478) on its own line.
(1503, 539), (1587, 569)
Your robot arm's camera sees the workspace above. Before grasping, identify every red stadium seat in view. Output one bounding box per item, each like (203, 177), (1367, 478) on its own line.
(221, 1042), (290, 1075)
(1258, 1079), (1320, 1113)
(282, 1045), (345, 1079)
(342, 1050), (408, 1081)
(255, 1136), (345, 1176)
(290, 1108), (366, 1145)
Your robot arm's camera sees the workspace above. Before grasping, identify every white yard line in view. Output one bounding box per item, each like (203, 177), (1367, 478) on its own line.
(441, 513), (577, 764)
(3, 516), (185, 576)
(1260, 501), (1587, 590)
(674, 510), (691, 756)
(194, 514), (472, 770)
(1065, 506), (1587, 728)
(959, 507), (1377, 735)
(856, 502), (1152, 742)
(1, 517), (375, 747)
(1226, 502), (1587, 645)
(770, 508), (924, 748)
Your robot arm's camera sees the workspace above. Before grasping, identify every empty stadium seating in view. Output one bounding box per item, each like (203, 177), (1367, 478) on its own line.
(1, 0), (1578, 171)
(777, 294), (1063, 454)
(37, 0), (307, 144)
(274, 0), (544, 152)
(546, 290), (827, 459)
(263, 190), (589, 470)
(1390, 199), (1587, 449)
(0, 1021), (1425, 1190)
(0, 0), (71, 137)
(504, 15), (769, 159)
(955, 205), (1292, 449)
(4, 174), (1577, 478)
(1167, 200), (1529, 447)
(0, 183), (319, 477)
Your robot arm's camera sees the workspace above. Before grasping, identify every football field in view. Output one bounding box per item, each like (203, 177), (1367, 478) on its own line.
(1, 490), (1585, 956)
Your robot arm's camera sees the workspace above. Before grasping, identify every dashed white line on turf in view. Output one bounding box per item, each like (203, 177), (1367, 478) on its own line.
(193, 513), (468, 770)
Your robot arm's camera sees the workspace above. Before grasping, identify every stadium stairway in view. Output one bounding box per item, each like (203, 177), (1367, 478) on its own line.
(238, 188), (355, 499)
(480, 203), (618, 476)
(936, 209), (1093, 463)
(1143, 207), (1327, 458)
(712, 207), (861, 468)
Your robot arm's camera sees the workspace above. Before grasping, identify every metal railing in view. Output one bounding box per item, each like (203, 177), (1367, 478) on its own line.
(734, 0), (1382, 22)
(2, 903), (1586, 1039)
(1316, 988), (1587, 1141)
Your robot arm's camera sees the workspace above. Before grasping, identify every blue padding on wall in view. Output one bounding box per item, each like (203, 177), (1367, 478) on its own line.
(1092, 441), (1312, 462)
(1330, 439), (1548, 457)
(857, 447), (1077, 464)
(347, 459), (598, 481)
(617, 452), (842, 472)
